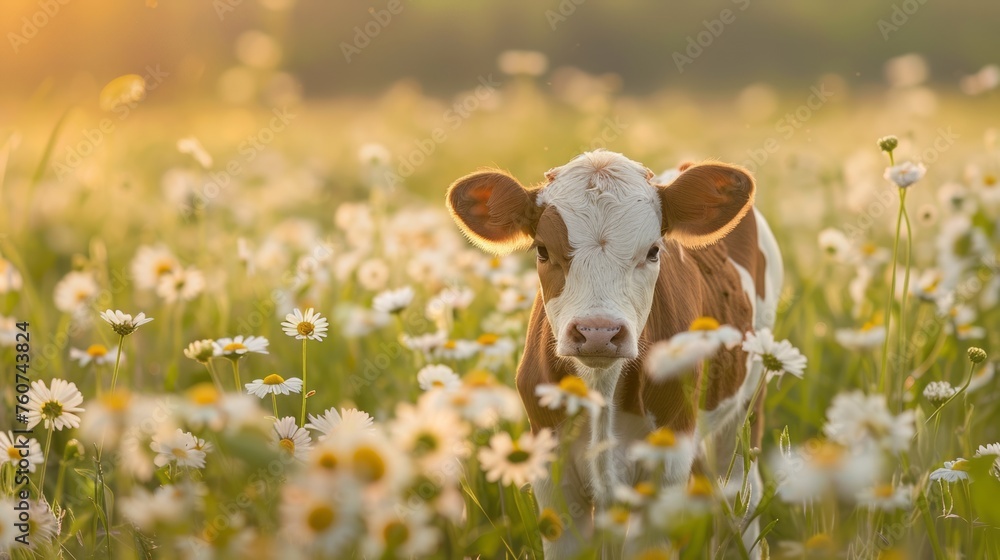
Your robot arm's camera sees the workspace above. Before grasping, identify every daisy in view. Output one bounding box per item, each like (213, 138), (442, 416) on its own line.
(0, 431), (43, 472)
(362, 503), (440, 558)
(0, 499), (17, 551)
(280, 477), (361, 556)
(645, 335), (717, 381)
(930, 459), (971, 483)
(433, 338), (480, 361)
(305, 407), (375, 441)
(416, 364), (461, 392)
(25, 379), (85, 431)
(857, 484), (911, 511)
(69, 344), (118, 367)
(818, 228), (854, 262)
(595, 504), (640, 538)
(823, 391), (915, 453)
(537, 507), (564, 542)
(974, 442), (1000, 476)
(282, 307), (329, 341)
(53, 271), (98, 315)
(357, 258), (391, 291)
(100, 309), (154, 336)
(923, 381), (957, 405)
(78, 391), (141, 450)
(213, 335), (269, 359)
(478, 429), (557, 488)
(771, 441), (882, 502)
(884, 161), (926, 188)
(372, 286), (414, 314)
(155, 265), (206, 303)
(151, 429), (208, 469)
(628, 427), (697, 480)
(389, 399), (470, 475)
(535, 374), (606, 418)
(246, 374), (303, 398)
(441, 371), (524, 427)
(358, 142), (391, 166)
(0, 256), (24, 293)
(273, 416), (312, 462)
(121, 483), (203, 531)
(402, 331), (448, 358)
(183, 339), (216, 363)
(16, 499), (60, 552)
(742, 328), (807, 382)
(834, 322), (886, 351)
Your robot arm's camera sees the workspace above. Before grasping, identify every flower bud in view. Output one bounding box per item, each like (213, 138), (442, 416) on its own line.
(878, 135), (899, 153)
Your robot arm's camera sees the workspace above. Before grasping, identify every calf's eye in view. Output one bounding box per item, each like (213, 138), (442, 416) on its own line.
(536, 246), (549, 262)
(646, 246), (659, 262)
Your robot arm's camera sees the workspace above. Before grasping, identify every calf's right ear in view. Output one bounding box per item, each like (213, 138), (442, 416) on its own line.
(446, 170), (539, 255)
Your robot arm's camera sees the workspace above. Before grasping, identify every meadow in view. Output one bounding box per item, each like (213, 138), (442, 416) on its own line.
(1, 66), (999, 559)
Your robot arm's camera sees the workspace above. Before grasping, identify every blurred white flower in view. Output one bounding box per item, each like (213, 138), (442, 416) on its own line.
(131, 245), (180, 290)
(535, 374), (605, 418)
(930, 459), (971, 483)
(305, 407), (375, 441)
(356, 258), (390, 291)
(372, 286), (414, 314)
(884, 161), (926, 188)
(280, 477), (361, 556)
(151, 429), (209, 469)
(628, 427), (696, 479)
(358, 142), (391, 167)
(282, 308), (329, 341)
(213, 335), (270, 359)
(69, 343), (118, 367)
(156, 265), (206, 303)
(362, 503), (440, 558)
(833, 323), (885, 350)
(26, 378), (85, 431)
(856, 484), (911, 511)
(416, 364), (461, 392)
(0, 431), (43, 473)
(273, 416), (312, 462)
(389, 398), (470, 475)
(771, 441), (881, 502)
(974, 442), (1000, 476)
(245, 374), (303, 398)
(183, 339), (216, 364)
(53, 271), (98, 315)
(823, 391), (914, 452)
(0, 256), (23, 293)
(923, 380), (957, 405)
(478, 429), (557, 487)
(818, 228), (854, 262)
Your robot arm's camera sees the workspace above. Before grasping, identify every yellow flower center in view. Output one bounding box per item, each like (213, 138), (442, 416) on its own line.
(951, 460), (970, 472)
(307, 505), (337, 532)
(431, 380), (445, 388)
(873, 484), (895, 498)
(383, 521), (410, 547)
(558, 375), (589, 398)
(805, 533), (834, 550)
(464, 370), (495, 387)
(687, 475), (713, 498)
(635, 481), (657, 497)
(984, 174), (997, 187)
(810, 441), (844, 468)
(443, 340), (457, 350)
(352, 446), (386, 483)
(187, 383), (220, 405)
(316, 451), (338, 470)
(297, 322), (314, 337)
(647, 427), (676, 448)
(538, 507), (564, 541)
(155, 260), (174, 276)
(172, 447), (189, 459)
(279, 438), (296, 454)
(7, 446), (20, 460)
(861, 320), (879, 332)
(608, 505), (630, 525)
(477, 333), (499, 346)
(861, 242), (878, 256)
(689, 316), (720, 331)
(263, 374), (285, 385)
(87, 344), (109, 357)
(635, 549), (672, 560)
(101, 391), (130, 412)
(223, 342), (247, 353)
(490, 257), (502, 269)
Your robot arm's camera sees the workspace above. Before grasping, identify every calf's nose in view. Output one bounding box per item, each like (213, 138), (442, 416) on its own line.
(568, 317), (629, 356)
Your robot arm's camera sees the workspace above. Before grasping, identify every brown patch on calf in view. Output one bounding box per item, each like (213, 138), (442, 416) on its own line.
(723, 210), (767, 300)
(534, 207), (571, 302)
(517, 295), (571, 432)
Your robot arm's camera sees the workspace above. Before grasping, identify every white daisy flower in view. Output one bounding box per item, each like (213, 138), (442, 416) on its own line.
(245, 374), (304, 398)
(416, 364), (461, 392)
(183, 339), (216, 363)
(433, 338), (480, 361)
(884, 161), (927, 188)
(274, 416), (312, 461)
(121, 483), (204, 531)
(372, 286), (414, 314)
(305, 407), (375, 440)
(823, 391), (914, 453)
(280, 477), (361, 557)
(362, 503), (440, 559)
(402, 331), (448, 357)
(438, 371), (523, 427)
(818, 228), (855, 262)
(213, 335), (270, 359)
(923, 381), (957, 405)
(78, 391), (142, 451)
(155, 265), (206, 303)
(100, 309), (154, 337)
(358, 142), (391, 166)
(281, 307), (329, 341)
(478, 429), (557, 488)
(15, 499), (60, 551)
(742, 328), (808, 381)
(857, 484), (911, 511)
(595, 504), (641, 538)
(628, 427), (697, 480)
(613, 481), (659, 508)
(771, 441), (882, 502)
(645, 336), (717, 381)
(389, 399), (470, 477)
(974, 442), (1000, 476)
(0, 500), (17, 550)
(930, 459), (971, 483)
(0, 431), (43, 473)
(53, 271), (98, 315)
(130, 244), (180, 290)
(535, 374), (606, 418)
(833, 322), (886, 351)
(69, 343), (118, 367)
(151, 429), (209, 469)
(26, 379), (85, 431)
(356, 258), (390, 291)
(0, 256), (24, 293)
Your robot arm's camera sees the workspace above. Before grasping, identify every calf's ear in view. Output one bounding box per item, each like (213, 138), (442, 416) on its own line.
(656, 162), (755, 247)
(446, 170), (539, 254)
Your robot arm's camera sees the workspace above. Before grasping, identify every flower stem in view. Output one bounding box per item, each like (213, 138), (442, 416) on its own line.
(924, 359), (975, 426)
(231, 360), (242, 392)
(205, 361), (224, 392)
(878, 187), (905, 394)
(38, 426), (53, 495)
(300, 339), (308, 426)
(896, 188), (913, 407)
(271, 393), (279, 419)
(109, 334), (125, 392)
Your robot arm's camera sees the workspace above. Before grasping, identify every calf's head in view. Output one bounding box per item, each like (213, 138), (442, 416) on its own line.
(447, 151), (754, 370)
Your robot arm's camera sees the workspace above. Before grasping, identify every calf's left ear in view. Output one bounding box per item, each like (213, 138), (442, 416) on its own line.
(656, 162), (755, 247)
(446, 169), (540, 255)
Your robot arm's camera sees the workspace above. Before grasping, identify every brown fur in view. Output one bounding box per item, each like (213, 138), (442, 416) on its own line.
(446, 170), (540, 254)
(658, 162), (756, 248)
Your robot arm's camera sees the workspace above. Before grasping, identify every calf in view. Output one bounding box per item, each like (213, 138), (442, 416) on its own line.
(446, 150), (782, 557)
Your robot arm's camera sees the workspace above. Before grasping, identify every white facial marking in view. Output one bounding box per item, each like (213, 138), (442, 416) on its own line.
(536, 151), (663, 367)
